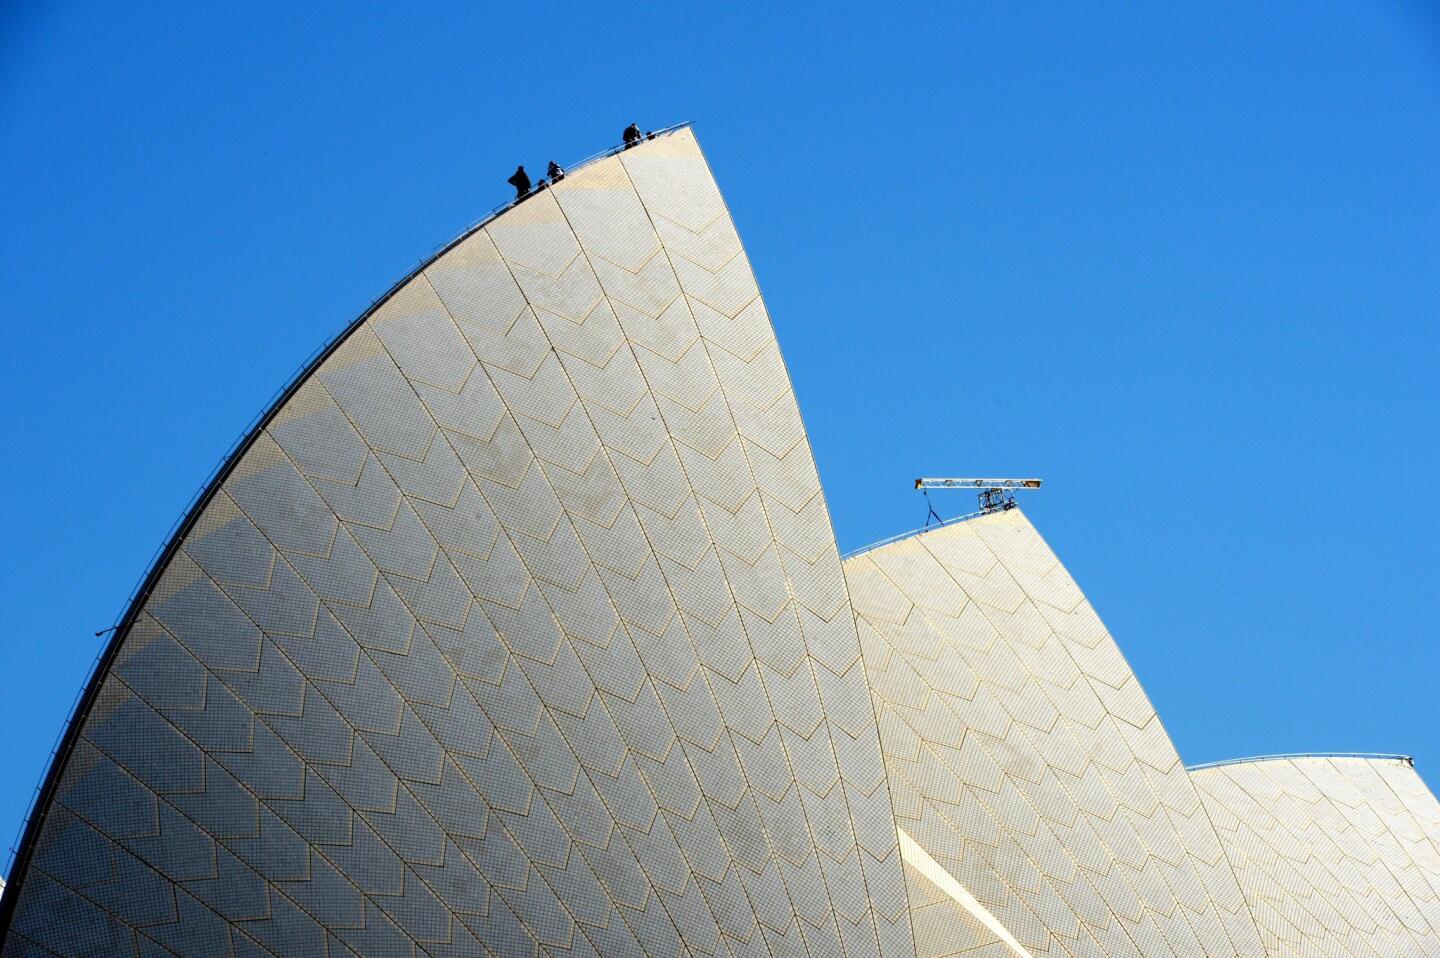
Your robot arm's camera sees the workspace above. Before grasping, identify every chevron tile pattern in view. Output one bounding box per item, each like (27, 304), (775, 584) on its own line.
(1192, 757), (1440, 956)
(842, 511), (1265, 958)
(0, 129), (909, 958)
(6, 125), (1440, 958)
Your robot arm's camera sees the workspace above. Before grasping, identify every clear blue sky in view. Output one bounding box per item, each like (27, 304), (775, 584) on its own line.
(3, 1), (1438, 870)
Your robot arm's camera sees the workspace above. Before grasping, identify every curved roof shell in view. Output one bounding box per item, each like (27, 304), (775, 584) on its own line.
(0, 128), (911, 958)
(5, 125), (1440, 958)
(842, 511), (1265, 958)
(1191, 755), (1440, 956)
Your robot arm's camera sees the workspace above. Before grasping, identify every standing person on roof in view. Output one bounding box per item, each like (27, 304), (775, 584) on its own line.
(623, 123), (641, 147)
(547, 160), (564, 183)
(506, 165), (531, 198)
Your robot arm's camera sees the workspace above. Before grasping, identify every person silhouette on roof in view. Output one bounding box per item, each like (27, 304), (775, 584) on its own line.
(507, 165), (531, 199)
(623, 123), (641, 148)
(547, 160), (564, 182)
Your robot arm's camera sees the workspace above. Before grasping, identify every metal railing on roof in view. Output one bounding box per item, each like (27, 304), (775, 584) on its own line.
(840, 507), (994, 561)
(0, 122), (692, 894)
(418, 121), (694, 261)
(1186, 752), (1414, 772)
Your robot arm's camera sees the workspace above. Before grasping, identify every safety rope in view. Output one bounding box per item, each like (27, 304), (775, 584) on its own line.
(922, 489), (944, 529)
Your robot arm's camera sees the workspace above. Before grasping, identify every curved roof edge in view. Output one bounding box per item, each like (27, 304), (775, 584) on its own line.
(840, 506), (991, 561)
(0, 121), (694, 934)
(1187, 752), (1414, 772)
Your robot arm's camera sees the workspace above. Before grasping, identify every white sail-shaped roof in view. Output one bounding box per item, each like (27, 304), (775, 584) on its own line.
(1192, 755), (1440, 956)
(842, 511), (1265, 958)
(0, 128), (910, 958)
(4, 124), (1439, 958)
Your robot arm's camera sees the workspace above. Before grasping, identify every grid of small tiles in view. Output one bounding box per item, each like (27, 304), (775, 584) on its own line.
(1, 130), (911, 958)
(842, 512), (1268, 958)
(7, 126), (1440, 958)
(1193, 756), (1440, 956)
